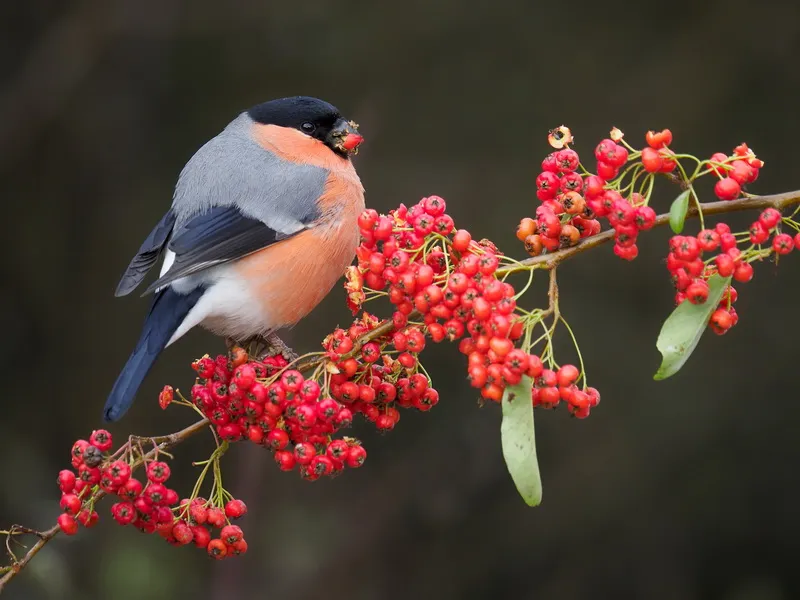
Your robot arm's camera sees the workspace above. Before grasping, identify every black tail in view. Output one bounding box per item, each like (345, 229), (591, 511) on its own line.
(103, 286), (205, 422)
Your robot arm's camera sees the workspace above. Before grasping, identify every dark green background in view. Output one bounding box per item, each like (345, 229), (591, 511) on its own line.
(3, 1), (800, 599)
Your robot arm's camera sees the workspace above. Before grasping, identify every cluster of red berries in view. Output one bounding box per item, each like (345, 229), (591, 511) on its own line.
(354, 195), (598, 416)
(57, 430), (249, 559)
(519, 145), (604, 256)
(523, 130), (771, 264)
(323, 312), (438, 430)
(523, 129), (659, 261)
(187, 350), (366, 481)
(709, 143), (764, 201)
(530, 363), (600, 419)
(668, 207), (796, 335)
(357, 197), (527, 404)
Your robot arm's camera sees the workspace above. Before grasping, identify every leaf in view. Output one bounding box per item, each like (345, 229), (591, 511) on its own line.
(669, 189), (691, 234)
(653, 274), (732, 380)
(500, 376), (542, 506)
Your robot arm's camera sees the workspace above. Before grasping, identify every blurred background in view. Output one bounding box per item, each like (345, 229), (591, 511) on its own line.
(3, 1), (800, 598)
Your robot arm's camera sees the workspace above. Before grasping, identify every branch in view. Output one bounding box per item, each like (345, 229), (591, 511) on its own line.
(498, 189), (800, 272)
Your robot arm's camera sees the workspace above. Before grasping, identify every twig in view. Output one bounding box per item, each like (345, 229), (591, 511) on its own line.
(496, 189), (800, 273)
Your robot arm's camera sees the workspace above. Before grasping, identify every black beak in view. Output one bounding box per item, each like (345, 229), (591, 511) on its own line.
(328, 118), (364, 155)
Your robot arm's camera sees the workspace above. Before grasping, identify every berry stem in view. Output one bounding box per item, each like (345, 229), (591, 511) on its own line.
(558, 315), (587, 389)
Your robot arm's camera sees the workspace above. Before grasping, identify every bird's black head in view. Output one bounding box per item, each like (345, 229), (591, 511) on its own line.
(247, 96), (363, 157)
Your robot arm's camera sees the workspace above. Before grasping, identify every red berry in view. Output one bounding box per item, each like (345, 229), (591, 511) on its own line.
(556, 364), (580, 388)
(58, 470), (76, 493)
(613, 243), (638, 261)
(207, 539), (228, 559)
(555, 148), (580, 171)
(697, 229), (720, 252)
(710, 308), (734, 334)
(645, 129), (672, 149)
(729, 160), (754, 185)
(118, 478), (143, 500)
(232, 364), (256, 391)
(715, 253), (735, 277)
(189, 502), (208, 525)
(536, 171), (560, 200)
(759, 208), (782, 229)
(220, 524), (243, 545)
(146, 461), (171, 484)
(111, 501), (136, 525)
(224, 499), (247, 519)
(60, 493), (82, 515)
(172, 521), (194, 545)
(192, 525), (212, 548)
(361, 342), (381, 363)
(144, 483), (168, 505)
(685, 279), (710, 304)
(714, 177), (741, 201)
(733, 262), (754, 283)
(280, 370), (304, 392)
(634, 206), (657, 231)
(57, 513), (78, 535)
(298, 379), (321, 403)
(596, 161), (619, 180)
(708, 152), (729, 177)
(294, 442), (316, 465)
(772, 233), (794, 255)
(423, 195), (447, 216)
(89, 429), (113, 452)
(452, 230), (472, 252)
(641, 147), (663, 172)
(267, 428), (290, 450)
(207, 507), (226, 529)
(357, 208), (378, 230)
(346, 445), (367, 468)
(275, 450), (296, 472)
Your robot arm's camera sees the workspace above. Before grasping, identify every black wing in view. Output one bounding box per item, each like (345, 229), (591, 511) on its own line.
(115, 209), (176, 297)
(142, 205), (299, 295)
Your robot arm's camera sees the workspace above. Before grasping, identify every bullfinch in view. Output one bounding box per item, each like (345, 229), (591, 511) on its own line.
(103, 96), (365, 422)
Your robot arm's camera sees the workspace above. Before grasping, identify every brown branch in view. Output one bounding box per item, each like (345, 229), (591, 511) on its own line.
(497, 189), (800, 272)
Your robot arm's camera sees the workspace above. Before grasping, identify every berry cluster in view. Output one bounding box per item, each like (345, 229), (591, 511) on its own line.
(668, 207), (798, 335)
(323, 312), (438, 429)
(354, 195), (596, 415)
(522, 128), (658, 261)
(530, 363), (600, 419)
(188, 351), (366, 481)
(57, 430), (249, 559)
(522, 130), (771, 263)
(709, 143), (764, 201)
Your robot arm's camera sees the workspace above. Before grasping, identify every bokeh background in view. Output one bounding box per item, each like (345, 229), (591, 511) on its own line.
(3, 1), (800, 599)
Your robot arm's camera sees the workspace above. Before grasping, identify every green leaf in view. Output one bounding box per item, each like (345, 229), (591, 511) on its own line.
(669, 189), (691, 234)
(500, 376), (542, 506)
(653, 274), (732, 380)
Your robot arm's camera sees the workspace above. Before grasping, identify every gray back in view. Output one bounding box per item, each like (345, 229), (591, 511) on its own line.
(171, 113), (328, 236)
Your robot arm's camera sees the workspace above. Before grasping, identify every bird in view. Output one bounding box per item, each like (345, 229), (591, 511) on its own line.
(103, 96), (365, 423)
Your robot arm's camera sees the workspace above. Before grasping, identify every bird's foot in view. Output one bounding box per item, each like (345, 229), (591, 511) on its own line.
(230, 333), (298, 362)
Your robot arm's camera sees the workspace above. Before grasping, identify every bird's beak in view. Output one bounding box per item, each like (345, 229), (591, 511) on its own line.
(329, 118), (364, 155)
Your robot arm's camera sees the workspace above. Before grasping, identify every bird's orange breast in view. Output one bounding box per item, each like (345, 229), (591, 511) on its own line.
(234, 170), (365, 328)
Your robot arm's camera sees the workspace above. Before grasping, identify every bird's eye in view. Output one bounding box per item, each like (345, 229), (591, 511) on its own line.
(301, 122), (316, 133)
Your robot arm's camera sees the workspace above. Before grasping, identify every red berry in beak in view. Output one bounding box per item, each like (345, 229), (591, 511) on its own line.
(342, 133), (364, 151)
